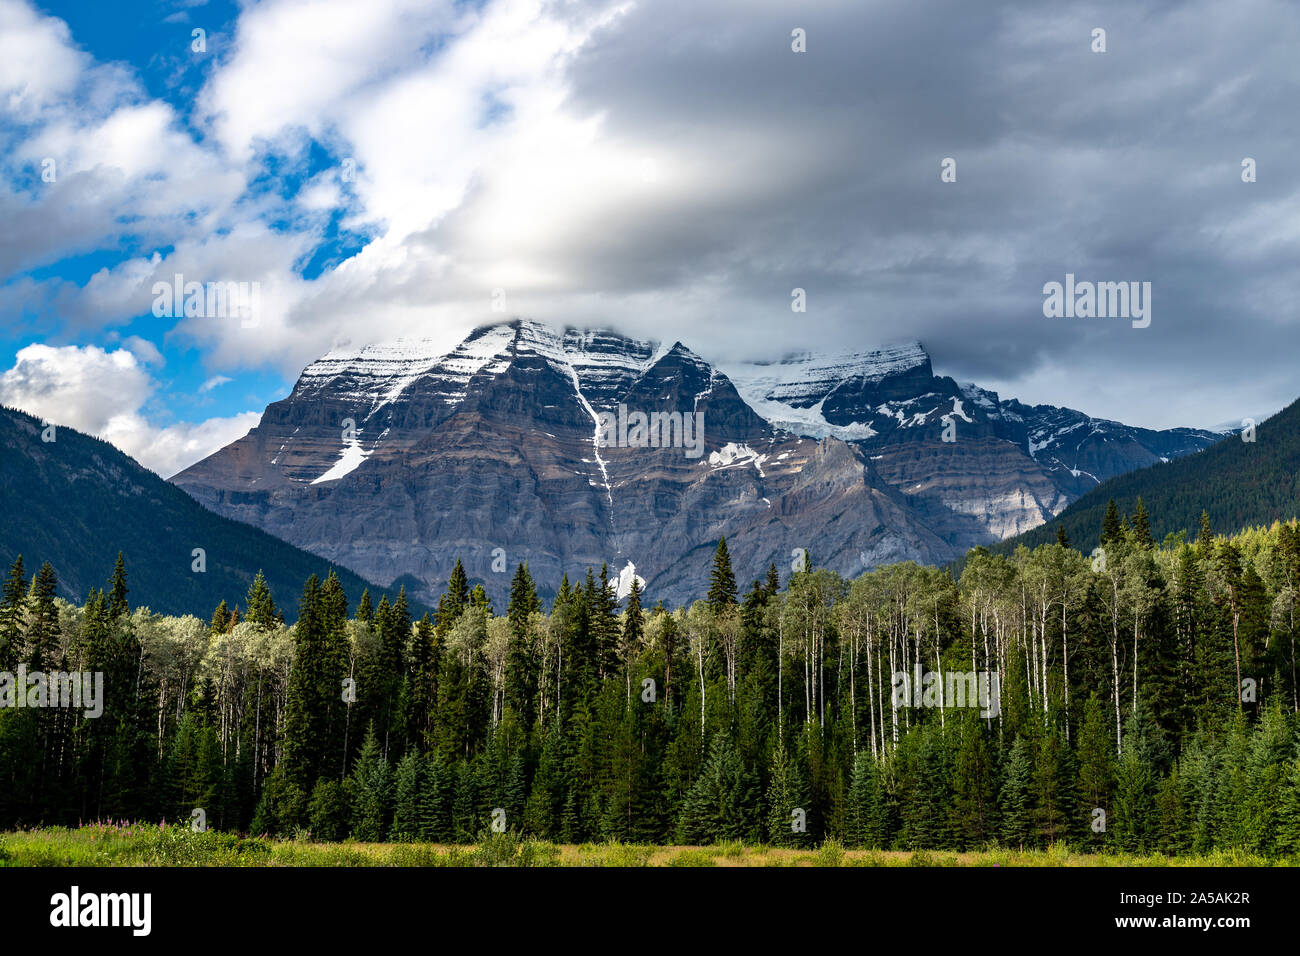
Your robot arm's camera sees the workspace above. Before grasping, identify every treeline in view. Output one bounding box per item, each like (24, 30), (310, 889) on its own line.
(1002, 395), (1300, 556)
(3, 504), (1300, 854)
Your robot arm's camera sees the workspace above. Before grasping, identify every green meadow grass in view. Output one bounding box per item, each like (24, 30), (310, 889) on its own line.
(0, 824), (1291, 867)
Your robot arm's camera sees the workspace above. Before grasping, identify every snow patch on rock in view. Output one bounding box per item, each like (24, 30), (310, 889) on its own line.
(709, 442), (768, 476)
(311, 436), (370, 484)
(615, 561), (646, 600)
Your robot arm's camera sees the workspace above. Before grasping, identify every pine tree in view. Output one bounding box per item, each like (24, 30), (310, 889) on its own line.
(390, 750), (423, 841)
(1131, 498), (1153, 550)
(677, 733), (756, 844)
(406, 613), (438, 746)
(350, 725), (391, 841)
(848, 752), (892, 848)
(1056, 525), (1069, 548)
(999, 735), (1036, 848)
(0, 554), (26, 669)
(209, 600), (230, 635)
(1196, 510), (1215, 556)
(765, 741), (811, 846)
(245, 570), (278, 629)
(621, 578), (644, 670)
(26, 562), (61, 670)
(707, 537), (738, 609)
(1112, 716), (1157, 851)
(1101, 498), (1123, 547)
(356, 588), (374, 624)
(1076, 694), (1114, 842)
(107, 551), (129, 619)
(1277, 752), (1300, 856)
(440, 559), (471, 628)
(307, 779), (350, 841)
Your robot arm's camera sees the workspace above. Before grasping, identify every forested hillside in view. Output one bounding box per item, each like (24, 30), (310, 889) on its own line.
(4, 504), (1300, 855)
(1000, 397), (1300, 554)
(0, 405), (385, 616)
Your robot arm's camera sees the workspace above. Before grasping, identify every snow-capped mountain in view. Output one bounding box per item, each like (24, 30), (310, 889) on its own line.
(723, 342), (934, 440)
(171, 319), (1221, 606)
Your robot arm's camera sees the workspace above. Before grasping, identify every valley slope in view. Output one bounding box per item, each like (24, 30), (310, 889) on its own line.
(0, 405), (384, 617)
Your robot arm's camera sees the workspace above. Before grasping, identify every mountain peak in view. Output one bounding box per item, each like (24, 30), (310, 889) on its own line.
(171, 319), (1222, 607)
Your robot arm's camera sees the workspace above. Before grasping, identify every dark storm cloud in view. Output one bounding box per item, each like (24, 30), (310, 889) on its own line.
(503, 0), (1300, 428)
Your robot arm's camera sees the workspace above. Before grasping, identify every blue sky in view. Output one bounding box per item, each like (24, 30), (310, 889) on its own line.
(4, 0), (361, 426)
(4, 0), (274, 441)
(3, 0), (1299, 477)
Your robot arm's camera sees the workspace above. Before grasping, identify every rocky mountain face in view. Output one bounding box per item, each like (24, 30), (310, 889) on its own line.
(725, 347), (1220, 542)
(171, 319), (1221, 606)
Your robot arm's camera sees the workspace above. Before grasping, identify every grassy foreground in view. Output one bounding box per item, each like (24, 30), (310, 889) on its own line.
(0, 825), (1293, 867)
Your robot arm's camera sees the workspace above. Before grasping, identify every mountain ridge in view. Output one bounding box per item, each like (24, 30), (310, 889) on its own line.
(0, 404), (394, 618)
(993, 396), (1300, 555)
(171, 318), (1223, 606)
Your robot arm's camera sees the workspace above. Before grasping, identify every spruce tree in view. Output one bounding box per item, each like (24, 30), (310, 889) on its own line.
(307, 779), (350, 841)
(848, 752), (892, 848)
(1197, 511), (1215, 557)
(390, 750), (423, 841)
(0, 554), (26, 669)
(280, 575), (341, 801)
(999, 735), (1036, 848)
(765, 741), (811, 846)
(1076, 694), (1114, 841)
(621, 577), (644, 663)
(107, 551), (129, 619)
(707, 537), (738, 609)
(592, 564), (620, 680)
(950, 713), (996, 847)
(1034, 730), (1078, 844)
(677, 733), (757, 844)
(419, 750), (456, 841)
(245, 570), (278, 629)
(1131, 498), (1153, 550)
(504, 751), (529, 829)
(350, 725), (392, 841)
(1101, 498), (1123, 547)
(26, 562), (60, 670)
(900, 724), (954, 849)
(765, 561), (780, 597)
(356, 588), (374, 624)
(442, 559), (470, 625)
(1276, 752), (1300, 856)
(1112, 716), (1157, 851)
(209, 600), (230, 635)
(406, 613), (438, 746)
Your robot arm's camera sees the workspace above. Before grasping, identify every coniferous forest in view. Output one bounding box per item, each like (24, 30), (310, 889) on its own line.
(4, 504), (1300, 857)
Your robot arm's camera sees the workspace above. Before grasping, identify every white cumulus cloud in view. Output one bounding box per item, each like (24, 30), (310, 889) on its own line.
(0, 344), (259, 478)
